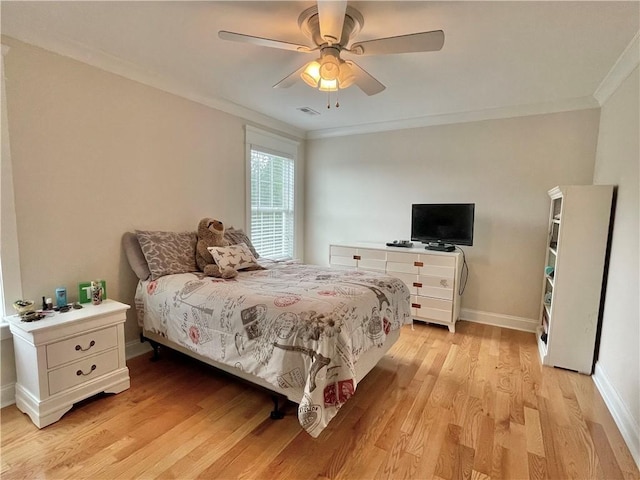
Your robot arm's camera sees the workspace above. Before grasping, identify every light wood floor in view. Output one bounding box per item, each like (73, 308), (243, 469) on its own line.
(1, 321), (637, 479)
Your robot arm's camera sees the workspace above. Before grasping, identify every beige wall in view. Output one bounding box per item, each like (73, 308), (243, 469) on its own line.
(1, 37), (290, 344)
(305, 110), (600, 321)
(593, 66), (639, 451)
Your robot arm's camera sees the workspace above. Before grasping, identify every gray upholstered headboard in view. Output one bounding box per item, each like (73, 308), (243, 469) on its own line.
(122, 232), (151, 281)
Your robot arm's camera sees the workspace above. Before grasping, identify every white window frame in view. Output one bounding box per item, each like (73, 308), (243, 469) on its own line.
(245, 125), (302, 261)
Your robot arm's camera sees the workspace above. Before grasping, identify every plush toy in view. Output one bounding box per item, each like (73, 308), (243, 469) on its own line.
(196, 218), (238, 279)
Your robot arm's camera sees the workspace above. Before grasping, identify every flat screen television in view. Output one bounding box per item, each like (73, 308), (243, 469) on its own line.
(411, 203), (475, 250)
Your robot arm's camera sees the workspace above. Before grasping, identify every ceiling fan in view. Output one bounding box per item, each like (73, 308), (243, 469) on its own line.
(218, 1), (444, 100)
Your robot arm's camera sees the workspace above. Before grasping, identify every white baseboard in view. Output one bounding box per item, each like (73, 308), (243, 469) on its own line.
(1, 382), (15, 408)
(593, 362), (640, 470)
(125, 338), (153, 360)
(460, 308), (538, 332)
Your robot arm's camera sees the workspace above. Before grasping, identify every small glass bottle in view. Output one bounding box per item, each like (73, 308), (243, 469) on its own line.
(91, 280), (103, 305)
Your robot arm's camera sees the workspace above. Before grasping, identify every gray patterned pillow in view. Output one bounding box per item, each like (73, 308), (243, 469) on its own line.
(208, 243), (260, 271)
(225, 227), (260, 258)
(135, 230), (198, 280)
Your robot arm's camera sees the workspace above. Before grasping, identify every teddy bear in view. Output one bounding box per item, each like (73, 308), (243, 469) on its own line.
(195, 218), (238, 279)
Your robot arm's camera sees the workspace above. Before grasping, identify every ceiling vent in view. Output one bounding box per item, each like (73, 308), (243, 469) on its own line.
(297, 107), (320, 116)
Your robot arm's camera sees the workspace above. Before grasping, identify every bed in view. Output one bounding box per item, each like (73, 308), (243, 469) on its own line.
(124, 230), (412, 437)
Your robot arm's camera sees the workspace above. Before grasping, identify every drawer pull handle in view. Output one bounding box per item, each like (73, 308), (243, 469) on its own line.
(353, 255), (361, 260)
(413, 282), (423, 288)
(76, 365), (97, 376)
(75, 340), (96, 352)
(411, 303), (421, 309)
(414, 262), (424, 267)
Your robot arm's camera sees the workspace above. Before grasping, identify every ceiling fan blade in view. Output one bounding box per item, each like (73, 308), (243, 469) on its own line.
(218, 31), (312, 53)
(348, 61), (386, 96)
(273, 64), (308, 89)
(351, 30), (444, 56)
(317, 0), (347, 45)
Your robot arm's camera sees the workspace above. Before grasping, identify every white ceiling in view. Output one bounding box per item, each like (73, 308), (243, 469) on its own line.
(2, 1), (639, 138)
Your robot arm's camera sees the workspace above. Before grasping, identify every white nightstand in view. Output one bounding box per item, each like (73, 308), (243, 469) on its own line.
(5, 299), (130, 428)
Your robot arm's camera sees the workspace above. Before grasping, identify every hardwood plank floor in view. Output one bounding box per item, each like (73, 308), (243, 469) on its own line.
(1, 321), (638, 479)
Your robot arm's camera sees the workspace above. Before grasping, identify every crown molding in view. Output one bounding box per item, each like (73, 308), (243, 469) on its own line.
(7, 25), (634, 142)
(594, 30), (640, 105)
(2, 35), (306, 140)
(305, 96), (600, 139)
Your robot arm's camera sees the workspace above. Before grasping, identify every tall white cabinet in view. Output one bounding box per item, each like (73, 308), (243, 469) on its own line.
(537, 185), (613, 374)
(329, 242), (463, 332)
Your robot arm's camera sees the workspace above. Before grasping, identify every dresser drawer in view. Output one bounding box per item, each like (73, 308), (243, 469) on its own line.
(387, 272), (418, 294)
(358, 249), (386, 261)
(386, 262), (419, 274)
(416, 274), (454, 290)
(48, 348), (119, 395)
(46, 326), (118, 369)
(330, 255), (357, 267)
(418, 264), (456, 277)
(412, 296), (453, 322)
(330, 246), (357, 257)
(387, 251), (420, 264)
(358, 259), (386, 272)
(417, 286), (454, 301)
(419, 254), (456, 268)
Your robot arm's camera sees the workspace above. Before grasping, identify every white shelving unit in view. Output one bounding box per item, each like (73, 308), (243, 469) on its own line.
(537, 185), (613, 374)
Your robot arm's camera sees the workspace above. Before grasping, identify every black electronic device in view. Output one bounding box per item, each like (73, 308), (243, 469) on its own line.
(411, 203), (475, 251)
(386, 240), (413, 248)
(425, 242), (455, 252)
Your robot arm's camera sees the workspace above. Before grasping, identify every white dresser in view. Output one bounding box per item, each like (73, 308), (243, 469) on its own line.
(329, 243), (463, 332)
(5, 300), (130, 428)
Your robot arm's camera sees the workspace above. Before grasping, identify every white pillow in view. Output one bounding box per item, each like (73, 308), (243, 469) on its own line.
(208, 243), (259, 271)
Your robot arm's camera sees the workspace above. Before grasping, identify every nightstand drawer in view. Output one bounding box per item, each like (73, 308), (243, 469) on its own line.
(46, 326), (118, 369)
(48, 349), (119, 395)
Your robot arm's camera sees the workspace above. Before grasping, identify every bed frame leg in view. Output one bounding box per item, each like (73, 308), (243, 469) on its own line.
(140, 333), (161, 362)
(270, 395), (286, 420)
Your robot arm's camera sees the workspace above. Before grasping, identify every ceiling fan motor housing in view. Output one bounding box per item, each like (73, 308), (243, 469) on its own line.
(298, 6), (364, 49)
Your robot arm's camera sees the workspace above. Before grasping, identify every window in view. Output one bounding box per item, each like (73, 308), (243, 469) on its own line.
(250, 150), (294, 259)
(245, 126), (300, 261)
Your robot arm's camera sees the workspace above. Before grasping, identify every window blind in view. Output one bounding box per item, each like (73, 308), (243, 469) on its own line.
(250, 149), (295, 260)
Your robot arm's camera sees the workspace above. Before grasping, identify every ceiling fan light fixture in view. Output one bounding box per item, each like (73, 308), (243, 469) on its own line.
(337, 61), (355, 89)
(301, 60), (321, 87)
(318, 78), (338, 92)
(319, 48), (341, 81)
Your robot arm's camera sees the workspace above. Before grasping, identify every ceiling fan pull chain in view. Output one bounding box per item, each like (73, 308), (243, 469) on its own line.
(327, 90), (331, 109)
(336, 89), (340, 108)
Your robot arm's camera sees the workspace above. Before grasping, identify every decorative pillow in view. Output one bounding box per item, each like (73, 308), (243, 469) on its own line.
(136, 230), (198, 280)
(208, 243), (261, 271)
(225, 227), (260, 258)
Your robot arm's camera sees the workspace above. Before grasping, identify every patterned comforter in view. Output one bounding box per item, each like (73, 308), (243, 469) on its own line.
(135, 261), (411, 437)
